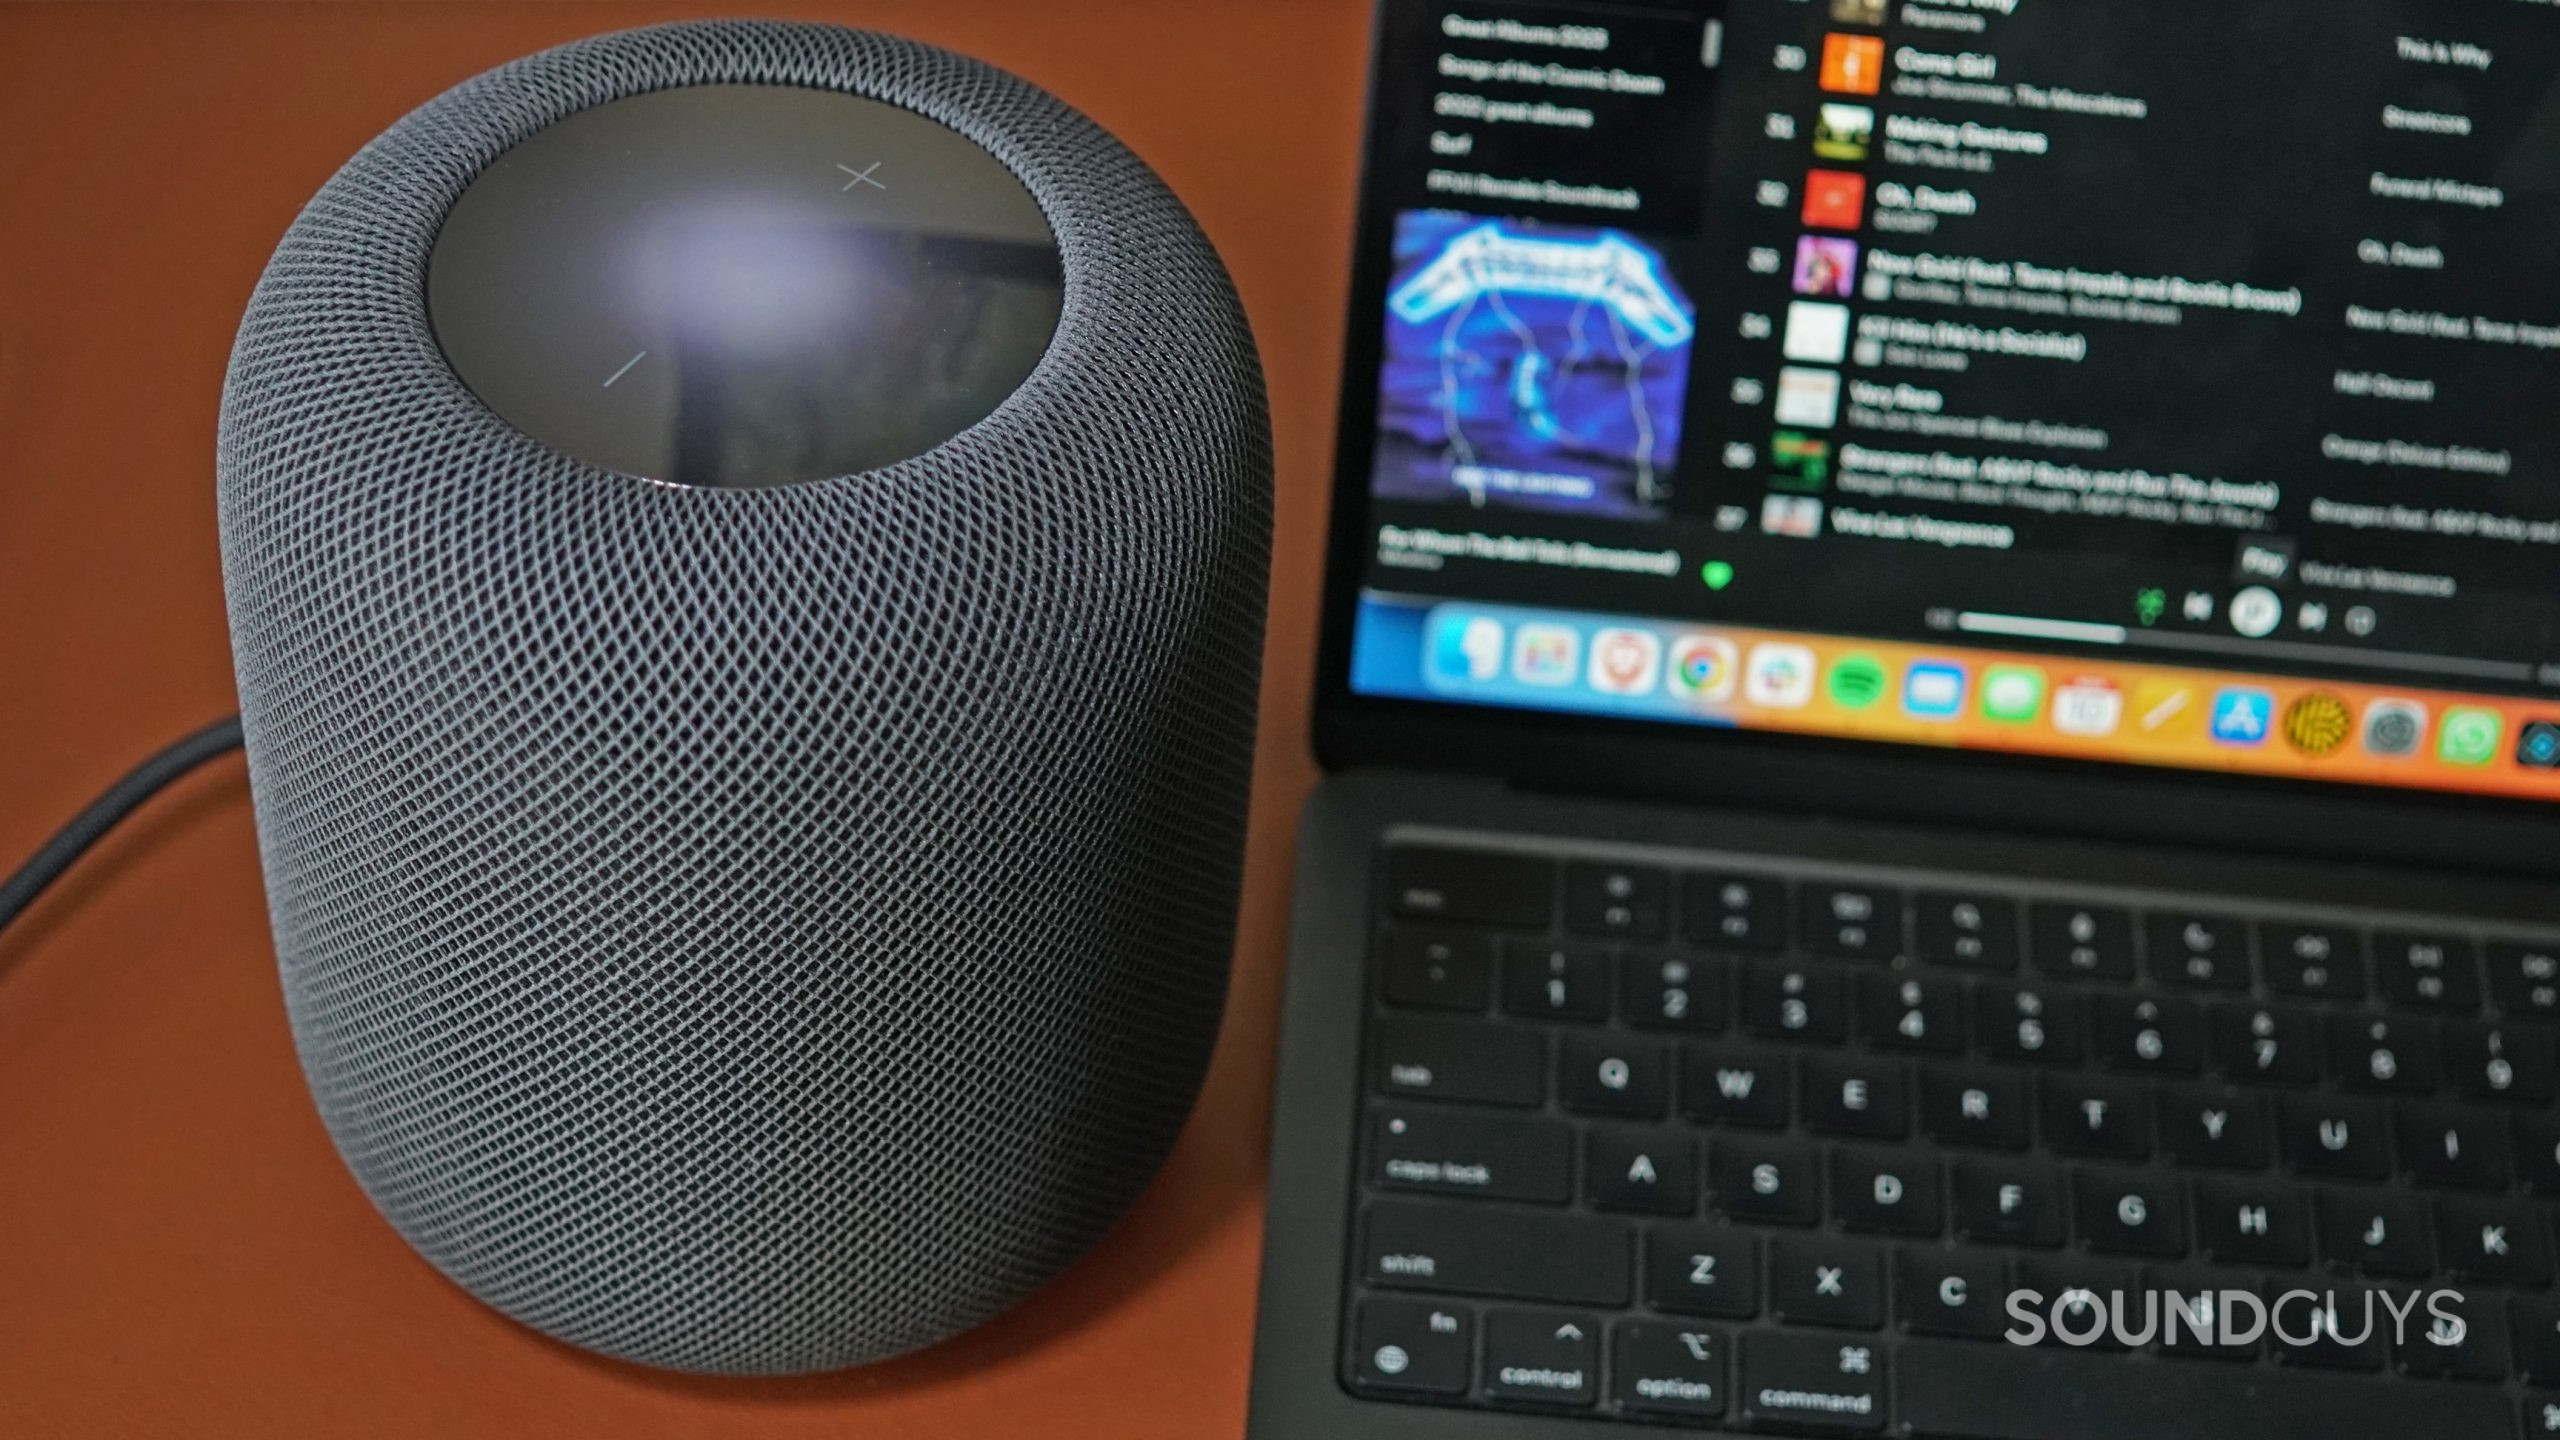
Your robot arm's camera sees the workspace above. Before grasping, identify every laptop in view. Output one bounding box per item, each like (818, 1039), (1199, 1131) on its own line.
(1246, 2), (2560, 1437)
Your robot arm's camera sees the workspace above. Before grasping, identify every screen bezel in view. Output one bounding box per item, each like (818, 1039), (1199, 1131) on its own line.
(1310, 0), (2560, 881)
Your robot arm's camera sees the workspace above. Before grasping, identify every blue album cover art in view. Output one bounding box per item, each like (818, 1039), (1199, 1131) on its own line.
(1371, 210), (1697, 521)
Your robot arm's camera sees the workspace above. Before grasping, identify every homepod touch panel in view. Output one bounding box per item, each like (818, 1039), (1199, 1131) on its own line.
(215, 20), (1270, 1375)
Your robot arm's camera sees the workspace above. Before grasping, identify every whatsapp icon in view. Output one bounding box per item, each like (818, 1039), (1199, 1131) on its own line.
(2440, 707), (2503, 767)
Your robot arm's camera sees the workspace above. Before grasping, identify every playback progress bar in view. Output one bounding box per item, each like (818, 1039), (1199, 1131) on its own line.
(1948, 611), (2540, 685)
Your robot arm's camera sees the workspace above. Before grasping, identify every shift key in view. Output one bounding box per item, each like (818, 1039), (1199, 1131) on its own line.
(1372, 1017), (1547, 1106)
(1364, 1199), (1632, 1306)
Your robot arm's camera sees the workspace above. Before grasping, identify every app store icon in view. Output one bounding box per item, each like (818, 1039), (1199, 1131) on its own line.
(2210, 688), (2273, 747)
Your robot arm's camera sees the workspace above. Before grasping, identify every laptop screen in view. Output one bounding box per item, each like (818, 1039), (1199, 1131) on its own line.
(1337, 0), (2560, 801)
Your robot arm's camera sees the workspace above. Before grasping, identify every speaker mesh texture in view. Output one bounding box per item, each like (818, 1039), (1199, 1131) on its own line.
(215, 20), (1270, 1375)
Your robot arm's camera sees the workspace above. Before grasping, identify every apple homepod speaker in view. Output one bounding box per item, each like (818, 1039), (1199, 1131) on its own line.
(214, 20), (1269, 1374)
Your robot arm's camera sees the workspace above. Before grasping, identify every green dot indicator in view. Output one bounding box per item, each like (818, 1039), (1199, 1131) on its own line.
(1702, 561), (1736, 591)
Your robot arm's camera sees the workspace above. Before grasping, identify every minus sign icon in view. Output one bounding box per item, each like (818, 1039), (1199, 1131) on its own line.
(602, 350), (647, 388)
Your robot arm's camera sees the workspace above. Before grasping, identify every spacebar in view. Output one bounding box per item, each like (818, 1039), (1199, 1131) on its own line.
(1897, 1339), (2509, 1440)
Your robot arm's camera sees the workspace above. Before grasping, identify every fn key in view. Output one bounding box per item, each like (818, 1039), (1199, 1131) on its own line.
(1352, 1296), (1471, 1395)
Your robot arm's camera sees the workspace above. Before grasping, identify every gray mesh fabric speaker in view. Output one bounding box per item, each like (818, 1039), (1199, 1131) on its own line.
(214, 20), (1269, 1375)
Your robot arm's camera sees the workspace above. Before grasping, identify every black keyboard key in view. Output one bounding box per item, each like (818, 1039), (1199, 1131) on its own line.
(1767, 1234), (1886, 1329)
(1916, 892), (2019, 970)
(2146, 911), (2251, 991)
(1921, 1066), (2030, 1150)
(1975, 984), (2085, 1065)
(1586, 1126), (1697, 1214)
(1682, 1043), (1791, 1128)
(2490, 939), (2560, 1018)
(2029, 902), (2134, 980)
(1647, 1222), (1761, 1318)
(1611, 1320), (1730, 1420)
(1558, 1033), (1668, 1118)
(2374, 929), (2481, 1012)
(1351, 1295), (1472, 1395)
(1371, 1107), (1573, 1203)
(1800, 884), (1902, 960)
(1501, 938), (1611, 1022)
(1708, 1136), (1822, 1226)
(1832, 1148), (1942, 1236)
(2073, 1168), (2187, 1257)
(2094, 994), (2201, 1074)
(2446, 1020), (2558, 1103)
(1622, 951), (1730, 1033)
(1682, 872), (1785, 952)
(1861, 972), (1965, 1053)
(2524, 1112), (2560, 1196)
(2315, 1186), (2433, 1277)
(1952, 1158), (2066, 1247)
(2280, 1095), (2392, 1179)
(1564, 859), (1668, 940)
(1742, 960), (1850, 1042)
(2041, 1075), (2149, 1160)
(2327, 1012), (2437, 1094)
(1479, 1307), (1598, 1407)
(1897, 1247), (2011, 1339)
(2013, 1255), (2137, 1349)
(2399, 1295), (2508, 1382)
(2263, 1278), (2385, 1371)
(2155, 1083), (2271, 1169)
(2208, 1001), (2321, 1084)
(2401, 1104), (2513, 1190)
(1378, 926), (1495, 1010)
(2514, 1296), (2560, 1384)
(1372, 1017), (1546, 1106)
(1802, 1055), (1908, 1140)
(2147, 1264), (2258, 1360)
(2192, 1177), (2310, 1265)
(1386, 846), (1553, 929)
(1363, 1199), (1631, 1305)
(1739, 1330), (1887, 1433)
(1897, 1334), (2509, 1439)
(2261, 921), (2367, 1000)
(2439, 1197), (2555, 1285)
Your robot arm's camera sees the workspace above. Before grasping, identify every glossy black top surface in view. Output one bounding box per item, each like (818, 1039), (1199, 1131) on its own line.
(428, 84), (1062, 488)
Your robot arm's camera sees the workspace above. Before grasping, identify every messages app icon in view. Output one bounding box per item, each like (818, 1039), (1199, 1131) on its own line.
(1981, 666), (2045, 724)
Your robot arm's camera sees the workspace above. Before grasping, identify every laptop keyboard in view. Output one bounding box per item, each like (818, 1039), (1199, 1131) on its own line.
(1342, 839), (2560, 1437)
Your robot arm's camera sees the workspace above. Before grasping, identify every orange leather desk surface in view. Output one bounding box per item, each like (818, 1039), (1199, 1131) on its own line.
(0, 2), (1361, 1433)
